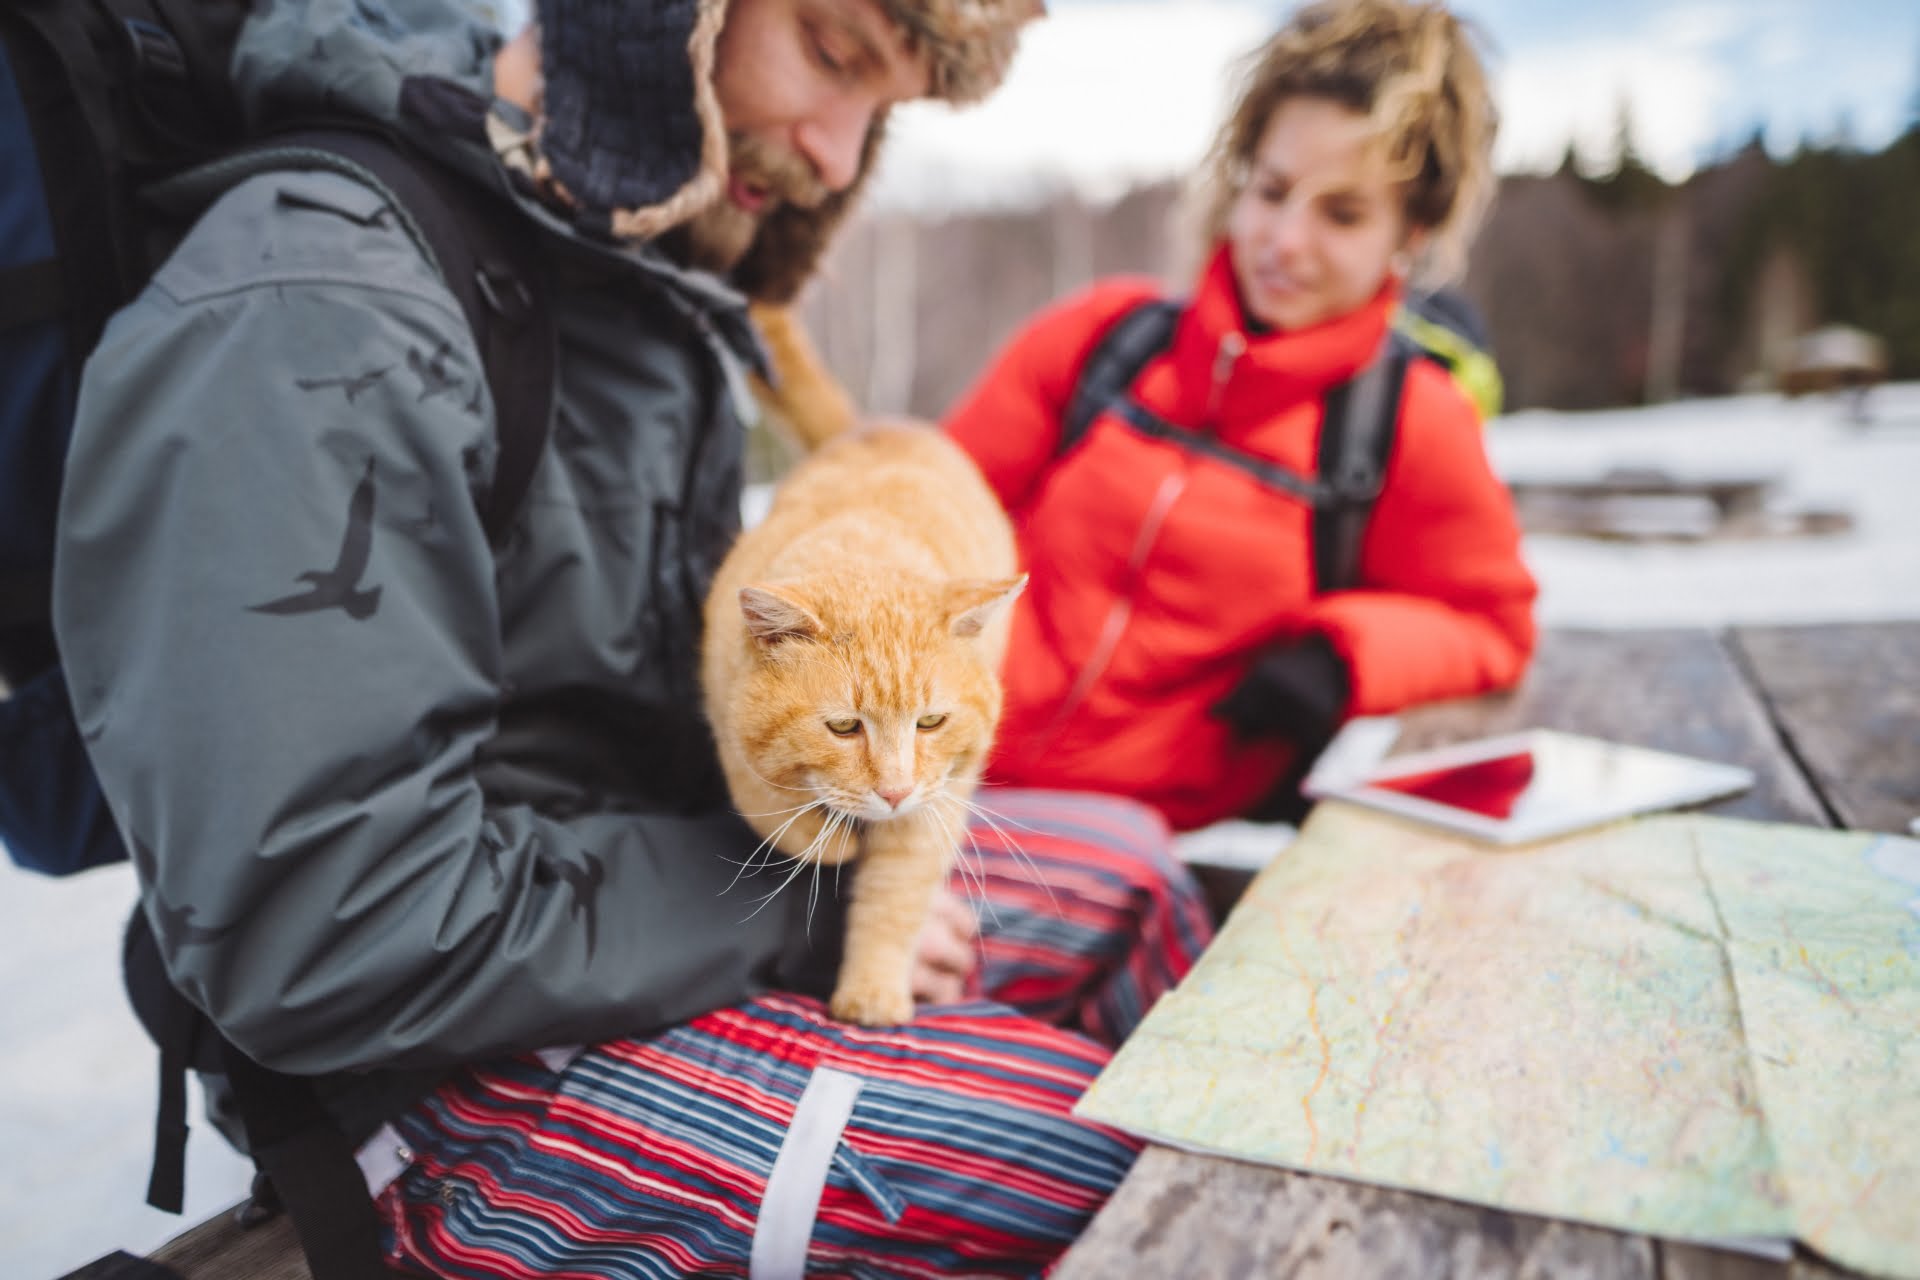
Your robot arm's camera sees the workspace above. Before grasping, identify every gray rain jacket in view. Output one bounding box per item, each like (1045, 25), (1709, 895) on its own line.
(51, 0), (840, 1129)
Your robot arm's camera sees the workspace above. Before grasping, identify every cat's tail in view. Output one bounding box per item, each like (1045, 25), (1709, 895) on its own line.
(749, 304), (860, 452)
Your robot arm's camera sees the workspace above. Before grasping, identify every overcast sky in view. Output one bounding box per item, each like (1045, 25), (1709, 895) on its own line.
(866, 0), (1920, 209)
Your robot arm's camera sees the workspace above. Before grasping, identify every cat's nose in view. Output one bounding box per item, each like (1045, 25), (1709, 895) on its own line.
(877, 785), (913, 810)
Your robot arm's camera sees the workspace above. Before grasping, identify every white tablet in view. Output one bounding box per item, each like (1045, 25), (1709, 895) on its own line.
(1303, 728), (1756, 845)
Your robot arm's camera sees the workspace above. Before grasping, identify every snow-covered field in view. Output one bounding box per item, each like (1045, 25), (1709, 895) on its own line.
(1489, 384), (1920, 627)
(4, 386), (1916, 1279)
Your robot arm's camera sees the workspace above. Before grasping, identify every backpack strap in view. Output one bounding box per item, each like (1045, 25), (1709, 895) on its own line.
(1058, 297), (1181, 458)
(1056, 296), (1414, 595)
(1396, 289), (1503, 420)
(126, 905), (398, 1280)
(1313, 329), (1415, 593)
(218, 1042), (396, 1280)
(246, 129), (556, 545)
(1106, 398), (1321, 504)
(116, 135), (554, 1280)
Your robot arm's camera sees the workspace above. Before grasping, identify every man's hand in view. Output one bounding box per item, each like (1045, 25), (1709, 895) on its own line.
(910, 886), (980, 1005)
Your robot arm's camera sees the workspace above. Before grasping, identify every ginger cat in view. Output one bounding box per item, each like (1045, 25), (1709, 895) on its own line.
(701, 423), (1023, 1025)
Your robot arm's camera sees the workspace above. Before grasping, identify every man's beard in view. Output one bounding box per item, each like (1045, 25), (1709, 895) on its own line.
(665, 133), (830, 276)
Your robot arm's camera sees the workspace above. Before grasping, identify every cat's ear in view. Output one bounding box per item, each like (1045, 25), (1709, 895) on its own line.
(739, 584), (826, 646)
(945, 575), (1027, 639)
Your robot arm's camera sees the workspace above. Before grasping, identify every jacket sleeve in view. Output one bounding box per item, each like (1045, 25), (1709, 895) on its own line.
(52, 173), (831, 1075)
(1300, 361), (1539, 715)
(943, 277), (1163, 513)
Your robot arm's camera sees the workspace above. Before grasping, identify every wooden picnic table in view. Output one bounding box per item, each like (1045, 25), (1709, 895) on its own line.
(1057, 619), (1920, 1280)
(131, 621), (1918, 1280)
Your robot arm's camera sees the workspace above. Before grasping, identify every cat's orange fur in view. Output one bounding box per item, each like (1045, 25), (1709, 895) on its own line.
(749, 302), (858, 449)
(701, 424), (1023, 1025)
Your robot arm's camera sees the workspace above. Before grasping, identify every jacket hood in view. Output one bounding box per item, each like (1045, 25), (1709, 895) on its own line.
(231, 0), (503, 173)
(232, 0), (1036, 304)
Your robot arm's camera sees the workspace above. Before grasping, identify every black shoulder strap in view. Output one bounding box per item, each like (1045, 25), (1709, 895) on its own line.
(115, 134), (554, 1280)
(219, 1041), (396, 1280)
(1313, 330), (1415, 593)
(262, 129), (555, 546)
(127, 901), (398, 1280)
(1059, 297), (1181, 457)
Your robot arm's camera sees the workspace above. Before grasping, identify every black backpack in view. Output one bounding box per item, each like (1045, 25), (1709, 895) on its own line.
(2, 5), (556, 1277)
(0, 0), (556, 879)
(1058, 291), (1497, 593)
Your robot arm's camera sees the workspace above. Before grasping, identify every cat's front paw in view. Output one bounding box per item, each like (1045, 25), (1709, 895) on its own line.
(830, 975), (914, 1027)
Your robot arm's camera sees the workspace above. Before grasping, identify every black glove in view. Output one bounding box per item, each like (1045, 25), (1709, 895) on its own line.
(1212, 633), (1350, 754)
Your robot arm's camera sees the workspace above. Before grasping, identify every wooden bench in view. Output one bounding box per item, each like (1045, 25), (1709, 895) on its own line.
(62, 1209), (307, 1280)
(150, 1210), (306, 1280)
(1502, 468), (1855, 541)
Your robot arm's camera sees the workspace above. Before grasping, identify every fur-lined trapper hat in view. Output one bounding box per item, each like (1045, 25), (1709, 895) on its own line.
(522, 0), (1042, 302)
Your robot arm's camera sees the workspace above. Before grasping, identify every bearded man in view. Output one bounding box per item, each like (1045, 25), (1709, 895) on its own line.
(52, 0), (1214, 1274)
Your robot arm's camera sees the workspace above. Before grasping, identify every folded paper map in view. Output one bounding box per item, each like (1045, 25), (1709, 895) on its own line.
(1077, 805), (1920, 1277)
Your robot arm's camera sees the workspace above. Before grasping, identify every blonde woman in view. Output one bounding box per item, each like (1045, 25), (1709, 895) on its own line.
(947, 0), (1538, 830)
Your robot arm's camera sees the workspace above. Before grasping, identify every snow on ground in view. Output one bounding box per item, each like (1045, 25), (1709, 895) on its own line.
(1489, 383), (1920, 627)
(3, 386), (1916, 1278)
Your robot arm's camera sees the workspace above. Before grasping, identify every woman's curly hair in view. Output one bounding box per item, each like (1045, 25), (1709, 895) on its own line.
(1193, 0), (1498, 283)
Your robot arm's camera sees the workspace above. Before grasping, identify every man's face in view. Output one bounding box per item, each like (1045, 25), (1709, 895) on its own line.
(679, 0), (931, 273)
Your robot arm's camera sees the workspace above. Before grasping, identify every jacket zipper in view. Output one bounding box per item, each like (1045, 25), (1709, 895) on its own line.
(1030, 329), (1246, 752)
(1204, 330), (1246, 430)
(1031, 471), (1188, 751)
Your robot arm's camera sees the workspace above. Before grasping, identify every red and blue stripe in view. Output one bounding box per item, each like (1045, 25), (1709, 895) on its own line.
(378, 789), (1212, 1277)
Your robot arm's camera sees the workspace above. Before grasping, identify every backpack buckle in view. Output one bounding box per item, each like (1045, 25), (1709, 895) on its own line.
(121, 18), (188, 81)
(1330, 456), (1386, 505)
(475, 264), (533, 325)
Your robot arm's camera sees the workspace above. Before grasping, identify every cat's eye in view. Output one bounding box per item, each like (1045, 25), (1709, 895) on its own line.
(916, 713), (947, 730)
(826, 717), (862, 736)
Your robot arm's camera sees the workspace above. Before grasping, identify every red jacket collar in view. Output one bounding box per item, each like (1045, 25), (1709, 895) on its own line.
(1160, 244), (1397, 431)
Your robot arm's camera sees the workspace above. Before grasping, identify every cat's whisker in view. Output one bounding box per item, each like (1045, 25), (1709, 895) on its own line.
(958, 789), (1046, 836)
(742, 760), (817, 796)
(806, 833), (835, 936)
(953, 794), (1060, 917)
(716, 823), (794, 872)
(739, 799), (826, 819)
(721, 802), (824, 894)
(797, 805), (854, 867)
(804, 812), (845, 933)
(740, 842), (819, 921)
(929, 793), (1002, 932)
(741, 807), (845, 918)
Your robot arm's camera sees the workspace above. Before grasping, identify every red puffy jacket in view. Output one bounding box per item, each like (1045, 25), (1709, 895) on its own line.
(945, 246), (1538, 830)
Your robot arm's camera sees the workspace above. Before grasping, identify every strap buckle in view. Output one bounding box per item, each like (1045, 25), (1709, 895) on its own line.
(1328, 454), (1387, 505)
(475, 264), (533, 325)
(121, 18), (188, 81)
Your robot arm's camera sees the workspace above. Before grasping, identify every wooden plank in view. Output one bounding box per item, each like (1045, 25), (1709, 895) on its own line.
(148, 1203), (310, 1279)
(1660, 1242), (1853, 1280)
(1058, 1147), (1659, 1279)
(1061, 628), (1845, 1279)
(1392, 628), (1829, 828)
(1730, 622), (1920, 835)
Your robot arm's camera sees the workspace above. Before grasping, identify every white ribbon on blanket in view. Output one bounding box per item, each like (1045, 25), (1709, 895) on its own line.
(750, 1064), (867, 1280)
